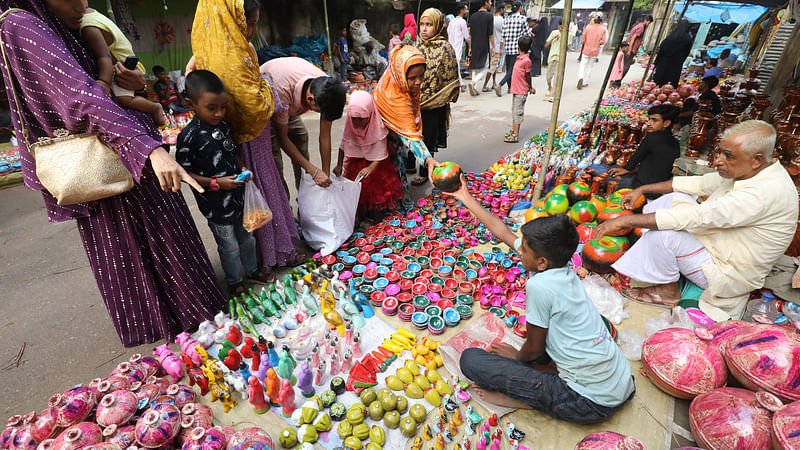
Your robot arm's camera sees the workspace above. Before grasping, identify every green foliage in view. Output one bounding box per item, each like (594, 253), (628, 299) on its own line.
(633, 0), (655, 10)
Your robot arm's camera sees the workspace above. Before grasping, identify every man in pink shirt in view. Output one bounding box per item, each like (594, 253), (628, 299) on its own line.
(261, 57), (347, 192)
(578, 15), (607, 89)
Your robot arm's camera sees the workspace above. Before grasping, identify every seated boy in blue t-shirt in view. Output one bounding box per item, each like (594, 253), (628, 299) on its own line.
(450, 177), (635, 423)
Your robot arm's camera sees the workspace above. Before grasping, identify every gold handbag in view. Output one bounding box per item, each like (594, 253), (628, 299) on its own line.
(0, 8), (133, 205)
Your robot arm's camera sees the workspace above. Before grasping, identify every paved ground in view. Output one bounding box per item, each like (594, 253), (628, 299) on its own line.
(0, 52), (649, 419)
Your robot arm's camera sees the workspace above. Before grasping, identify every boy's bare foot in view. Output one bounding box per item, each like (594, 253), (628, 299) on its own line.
(471, 384), (533, 409)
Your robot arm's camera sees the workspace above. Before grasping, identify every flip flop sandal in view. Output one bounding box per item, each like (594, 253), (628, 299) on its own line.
(504, 131), (516, 139)
(504, 135), (519, 143)
(246, 269), (276, 284)
(411, 176), (428, 186)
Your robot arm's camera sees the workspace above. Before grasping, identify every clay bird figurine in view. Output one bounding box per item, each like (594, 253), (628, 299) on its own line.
(443, 393), (458, 412)
(411, 437), (423, 450)
(434, 434), (446, 450)
(466, 403), (482, 424)
(422, 424), (433, 440)
(505, 422), (525, 441)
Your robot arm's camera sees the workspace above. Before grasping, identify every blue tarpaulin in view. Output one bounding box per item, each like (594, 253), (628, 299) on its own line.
(551, 0), (604, 9)
(674, 2), (767, 23)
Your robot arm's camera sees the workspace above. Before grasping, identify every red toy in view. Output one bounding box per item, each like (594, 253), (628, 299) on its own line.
(223, 348), (242, 371)
(226, 326), (243, 346)
(488, 413), (498, 427)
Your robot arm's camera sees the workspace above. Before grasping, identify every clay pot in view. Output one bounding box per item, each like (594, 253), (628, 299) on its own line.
(227, 441), (271, 450)
(581, 238), (623, 274)
(226, 428), (274, 449)
(30, 409), (59, 443)
(102, 425), (136, 449)
(134, 404), (181, 448)
(9, 414), (36, 450)
(166, 385), (196, 408)
(724, 323), (800, 402)
(689, 388), (778, 449)
(180, 404), (213, 429)
(48, 386), (95, 428)
(2, 416), (22, 449)
(131, 382), (160, 407)
(431, 162), (462, 193)
(706, 320), (752, 354)
(773, 400), (800, 449)
(574, 431), (645, 449)
(181, 428), (226, 450)
(144, 376), (171, 394)
(641, 328), (727, 399)
(83, 444), (120, 450)
(576, 222), (596, 244)
(35, 440), (53, 450)
(112, 362), (145, 383)
(50, 423), (102, 450)
(596, 206), (633, 235)
(661, 84), (675, 96)
(97, 376), (130, 395)
(130, 355), (160, 379)
(566, 181), (591, 205)
(95, 391), (138, 428)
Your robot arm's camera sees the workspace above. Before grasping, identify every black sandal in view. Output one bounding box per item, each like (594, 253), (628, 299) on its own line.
(245, 269), (276, 284)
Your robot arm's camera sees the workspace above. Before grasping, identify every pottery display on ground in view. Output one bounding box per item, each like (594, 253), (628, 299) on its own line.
(49, 422), (102, 450)
(134, 404), (181, 448)
(574, 431), (645, 449)
(689, 388), (779, 449)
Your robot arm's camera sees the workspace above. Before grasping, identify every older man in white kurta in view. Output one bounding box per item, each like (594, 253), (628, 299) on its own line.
(596, 120), (798, 321)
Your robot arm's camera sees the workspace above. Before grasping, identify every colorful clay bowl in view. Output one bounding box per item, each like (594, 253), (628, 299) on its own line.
(724, 324), (800, 402)
(399, 279), (413, 292)
(574, 431), (645, 449)
(437, 266), (452, 277)
(370, 291), (386, 307)
(443, 278), (458, 290)
(456, 305), (473, 320)
(353, 265), (366, 275)
(382, 297), (399, 316)
(413, 296), (430, 311)
(359, 285), (374, 295)
(411, 312), (428, 330)
(373, 278), (388, 290)
(397, 292), (412, 303)
(689, 388), (777, 450)
(603, 234), (630, 252)
(566, 181), (591, 204)
(430, 276), (445, 286)
(425, 306), (442, 318)
(398, 304), (414, 321)
(385, 283), (400, 296)
(608, 188), (646, 211)
(465, 269), (478, 280)
(569, 201), (597, 224)
(456, 294), (474, 306)
(428, 283), (442, 293)
(443, 308), (461, 327)
(407, 262), (422, 273)
(544, 193), (569, 215)
(428, 316), (445, 335)
(641, 327), (727, 399)
(581, 238), (624, 274)
(596, 206), (633, 235)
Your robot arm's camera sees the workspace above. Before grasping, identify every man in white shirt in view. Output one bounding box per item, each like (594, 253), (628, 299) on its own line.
(482, 3), (506, 95)
(448, 2), (470, 91)
(596, 120), (799, 321)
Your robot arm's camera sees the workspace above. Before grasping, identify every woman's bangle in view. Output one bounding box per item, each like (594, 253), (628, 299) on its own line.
(312, 168), (319, 179)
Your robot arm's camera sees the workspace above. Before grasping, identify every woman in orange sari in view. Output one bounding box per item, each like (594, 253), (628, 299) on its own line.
(373, 45), (439, 208)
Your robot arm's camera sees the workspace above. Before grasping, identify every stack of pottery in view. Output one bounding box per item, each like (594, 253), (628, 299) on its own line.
(689, 388), (780, 449)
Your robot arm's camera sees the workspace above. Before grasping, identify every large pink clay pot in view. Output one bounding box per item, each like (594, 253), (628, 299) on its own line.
(144, 376), (171, 394)
(131, 382), (160, 407)
(101, 425), (136, 449)
(9, 414), (36, 450)
(2, 416), (22, 449)
(95, 391), (138, 428)
(707, 320), (752, 354)
(166, 385), (196, 408)
(181, 428), (226, 450)
(773, 400), (800, 449)
(177, 404), (213, 445)
(48, 387), (95, 428)
(226, 428), (273, 449)
(129, 354), (159, 379)
(641, 328), (727, 399)
(574, 431), (645, 449)
(134, 404), (181, 448)
(689, 388), (779, 449)
(30, 409), (59, 443)
(112, 362), (145, 383)
(50, 423), (102, 450)
(724, 323), (800, 402)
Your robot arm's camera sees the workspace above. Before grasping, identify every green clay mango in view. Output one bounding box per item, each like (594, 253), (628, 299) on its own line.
(403, 383), (423, 399)
(434, 379), (453, 396)
(377, 388), (392, 400)
(413, 374), (431, 389)
(366, 443), (383, 450)
(343, 436), (363, 450)
(337, 421), (353, 438)
(425, 368), (442, 384)
(395, 395), (408, 414)
(383, 410), (401, 429)
(369, 425), (386, 446)
(279, 428), (297, 448)
(404, 360), (420, 376)
(359, 388), (377, 405)
(409, 404), (427, 423)
(396, 367), (414, 384)
(347, 405), (365, 425)
(352, 423), (370, 440)
(368, 401), (384, 421)
(385, 375), (404, 391)
(424, 387), (441, 407)
(400, 417), (418, 438)
(379, 391), (397, 411)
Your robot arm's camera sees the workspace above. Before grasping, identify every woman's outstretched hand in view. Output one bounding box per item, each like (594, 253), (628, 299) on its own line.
(149, 147), (204, 193)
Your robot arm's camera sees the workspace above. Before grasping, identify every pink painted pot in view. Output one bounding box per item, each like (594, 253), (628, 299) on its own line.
(181, 428), (226, 450)
(83, 443), (121, 450)
(134, 404), (181, 448)
(724, 323), (800, 402)
(707, 320), (752, 354)
(112, 362), (145, 383)
(2, 416), (22, 449)
(166, 384), (196, 408)
(129, 355), (160, 378)
(48, 387), (95, 428)
(95, 390), (139, 427)
(574, 431), (645, 449)
(226, 428), (273, 449)
(50, 423), (103, 450)
(641, 327), (727, 399)
(10, 414), (36, 450)
(773, 400), (800, 449)
(689, 388), (779, 450)
(131, 382), (160, 407)
(30, 409), (59, 443)
(102, 425), (136, 449)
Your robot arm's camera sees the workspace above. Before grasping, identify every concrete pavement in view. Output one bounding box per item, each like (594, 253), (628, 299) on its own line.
(0, 51), (643, 417)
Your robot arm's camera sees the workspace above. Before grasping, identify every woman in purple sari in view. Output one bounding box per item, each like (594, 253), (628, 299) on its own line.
(0, 0), (226, 347)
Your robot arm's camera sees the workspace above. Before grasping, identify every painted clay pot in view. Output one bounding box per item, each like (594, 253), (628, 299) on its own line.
(607, 189), (645, 212)
(576, 222), (597, 244)
(574, 431), (645, 449)
(641, 328), (727, 399)
(724, 323), (800, 402)
(603, 235), (630, 252)
(144, 376), (171, 394)
(30, 409), (59, 443)
(48, 386), (95, 428)
(567, 181), (591, 205)
(689, 388), (778, 449)
(181, 428), (226, 450)
(166, 385), (196, 408)
(112, 362), (145, 383)
(102, 425), (136, 449)
(588, 194), (606, 214)
(177, 405), (213, 446)
(84, 443), (120, 450)
(217, 427), (236, 447)
(50, 423), (102, 450)
(524, 206), (549, 223)
(596, 206), (633, 235)
(706, 320), (752, 354)
(134, 404), (181, 448)
(569, 201), (597, 224)
(549, 184), (569, 198)
(10, 414), (36, 450)
(35, 440), (53, 450)
(544, 193), (569, 215)
(581, 238), (623, 274)
(95, 391), (138, 428)
(130, 355), (160, 378)
(2, 416), (22, 449)
(431, 162), (462, 193)
(226, 428), (274, 449)
(227, 441), (271, 450)
(131, 382), (160, 407)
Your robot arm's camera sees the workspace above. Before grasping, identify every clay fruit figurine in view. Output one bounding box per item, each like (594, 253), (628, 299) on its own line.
(431, 162), (463, 193)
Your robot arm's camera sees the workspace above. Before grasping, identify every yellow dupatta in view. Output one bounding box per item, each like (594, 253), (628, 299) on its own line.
(191, 0), (274, 143)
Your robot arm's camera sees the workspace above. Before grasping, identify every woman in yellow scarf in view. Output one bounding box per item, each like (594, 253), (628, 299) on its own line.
(415, 7), (460, 184)
(190, 0), (303, 275)
(373, 44), (439, 207)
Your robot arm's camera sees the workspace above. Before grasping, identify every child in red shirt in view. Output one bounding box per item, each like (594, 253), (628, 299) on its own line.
(505, 35), (536, 143)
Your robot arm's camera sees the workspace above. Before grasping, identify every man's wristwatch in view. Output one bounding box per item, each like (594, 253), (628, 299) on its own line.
(210, 176), (220, 191)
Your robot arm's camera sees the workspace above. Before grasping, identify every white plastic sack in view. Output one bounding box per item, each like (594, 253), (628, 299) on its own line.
(350, 19), (386, 50)
(582, 274), (630, 324)
(617, 329), (645, 361)
(644, 306), (696, 336)
(298, 174), (360, 256)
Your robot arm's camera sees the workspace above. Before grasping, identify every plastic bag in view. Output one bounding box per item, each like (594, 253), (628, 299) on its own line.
(644, 306), (695, 337)
(298, 174), (360, 255)
(617, 328), (645, 361)
(242, 182), (272, 232)
(582, 274), (630, 324)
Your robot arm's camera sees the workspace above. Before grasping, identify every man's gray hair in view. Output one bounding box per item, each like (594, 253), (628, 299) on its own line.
(721, 119), (775, 163)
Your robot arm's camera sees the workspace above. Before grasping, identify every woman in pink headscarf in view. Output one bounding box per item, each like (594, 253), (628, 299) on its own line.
(333, 91), (404, 216)
(400, 13), (417, 43)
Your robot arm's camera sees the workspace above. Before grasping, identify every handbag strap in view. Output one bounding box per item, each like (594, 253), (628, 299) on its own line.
(0, 8), (35, 149)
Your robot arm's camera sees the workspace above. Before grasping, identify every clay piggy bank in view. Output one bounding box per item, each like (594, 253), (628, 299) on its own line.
(153, 344), (185, 384)
(134, 404), (180, 448)
(50, 422), (102, 450)
(49, 386), (95, 428)
(176, 333), (203, 367)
